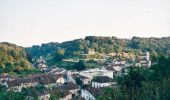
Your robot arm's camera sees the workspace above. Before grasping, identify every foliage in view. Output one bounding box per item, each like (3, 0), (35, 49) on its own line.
(73, 60), (86, 71)
(53, 48), (65, 62)
(0, 88), (24, 100)
(0, 42), (32, 74)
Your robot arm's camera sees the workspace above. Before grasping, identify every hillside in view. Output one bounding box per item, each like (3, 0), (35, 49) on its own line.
(0, 42), (33, 74)
(26, 36), (170, 60)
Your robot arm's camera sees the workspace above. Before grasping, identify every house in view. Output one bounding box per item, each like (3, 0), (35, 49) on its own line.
(105, 66), (115, 72)
(39, 64), (48, 72)
(5, 78), (39, 92)
(98, 69), (114, 79)
(36, 74), (66, 88)
(66, 71), (77, 84)
(91, 76), (116, 88)
(79, 68), (114, 80)
(35, 57), (48, 71)
(38, 75), (57, 88)
(70, 73), (91, 85)
(79, 69), (99, 79)
(81, 87), (101, 100)
(103, 66), (115, 78)
(26, 89), (51, 100)
(5, 80), (22, 92)
(28, 73), (66, 86)
(4, 73), (66, 92)
(26, 87), (72, 100)
(52, 74), (66, 84)
(46, 67), (66, 74)
(137, 52), (151, 67)
(54, 82), (79, 98)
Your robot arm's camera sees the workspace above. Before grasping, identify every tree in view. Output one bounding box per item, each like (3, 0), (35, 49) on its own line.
(53, 49), (65, 62)
(4, 62), (14, 73)
(74, 60), (86, 71)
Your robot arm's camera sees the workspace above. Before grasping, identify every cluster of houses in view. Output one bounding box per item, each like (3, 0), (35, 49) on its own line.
(0, 73), (65, 91)
(0, 71), (79, 100)
(0, 67), (117, 100)
(0, 51), (151, 100)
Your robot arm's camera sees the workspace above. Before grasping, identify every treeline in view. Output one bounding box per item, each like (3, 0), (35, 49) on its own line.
(97, 56), (170, 100)
(26, 36), (170, 60)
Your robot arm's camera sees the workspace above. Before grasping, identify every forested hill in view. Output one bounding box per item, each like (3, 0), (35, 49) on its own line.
(26, 36), (170, 59)
(0, 42), (32, 73)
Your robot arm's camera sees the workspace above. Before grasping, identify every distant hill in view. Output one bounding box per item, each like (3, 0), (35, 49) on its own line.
(26, 36), (170, 60)
(0, 42), (33, 73)
(1, 36), (169, 72)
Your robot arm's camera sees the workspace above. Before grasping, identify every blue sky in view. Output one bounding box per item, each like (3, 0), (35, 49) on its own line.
(0, 0), (170, 47)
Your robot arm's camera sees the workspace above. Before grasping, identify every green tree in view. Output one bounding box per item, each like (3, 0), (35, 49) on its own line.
(74, 60), (86, 71)
(4, 62), (14, 73)
(53, 48), (65, 62)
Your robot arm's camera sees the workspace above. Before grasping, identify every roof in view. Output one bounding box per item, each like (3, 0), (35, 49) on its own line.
(55, 82), (79, 90)
(114, 64), (124, 67)
(62, 82), (79, 90)
(92, 76), (114, 83)
(83, 87), (102, 98)
(105, 66), (115, 71)
(26, 87), (69, 97)
(51, 74), (64, 80)
(79, 75), (89, 80)
(138, 58), (148, 62)
(47, 67), (65, 73)
(51, 87), (69, 97)
(6, 77), (39, 87)
(113, 66), (122, 72)
(7, 73), (65, 87)
(72, 73), (89, 80)
(38, 75), (56, 85)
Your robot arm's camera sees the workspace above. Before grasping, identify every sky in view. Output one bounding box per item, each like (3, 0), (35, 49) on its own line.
(0, 0), (170, 47)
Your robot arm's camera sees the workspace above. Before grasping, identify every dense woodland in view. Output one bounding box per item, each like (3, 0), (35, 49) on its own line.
(0, 42), (34, 75)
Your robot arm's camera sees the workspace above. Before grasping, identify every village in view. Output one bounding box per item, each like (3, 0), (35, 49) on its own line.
(0, 51), (151, 100)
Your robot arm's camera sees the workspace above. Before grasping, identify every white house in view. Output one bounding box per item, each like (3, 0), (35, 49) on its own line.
(92, 76), (116, 88)
(79, 68), (114, 80)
